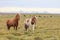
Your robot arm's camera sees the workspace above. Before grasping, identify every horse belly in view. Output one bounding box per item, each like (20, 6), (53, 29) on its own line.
(7, 20), (15, 26)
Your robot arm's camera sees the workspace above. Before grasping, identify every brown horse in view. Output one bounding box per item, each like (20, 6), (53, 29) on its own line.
(6, 13), (20, 30)
(24, 16), (37, 31)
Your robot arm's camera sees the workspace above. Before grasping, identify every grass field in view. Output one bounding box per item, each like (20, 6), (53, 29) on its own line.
(0, 13), (60, 40)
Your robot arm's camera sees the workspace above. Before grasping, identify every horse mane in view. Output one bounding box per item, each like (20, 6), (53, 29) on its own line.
(31, 16), (37, 24)
(32, 16), (37, 21)
(15, 13), (20, 17)
(14, 13), (20, 21)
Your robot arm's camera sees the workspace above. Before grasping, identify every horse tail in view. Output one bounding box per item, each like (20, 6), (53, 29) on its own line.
(6, 20), (10, 26)
(6, 20), (10, 30)
(7, 20), (9, 24)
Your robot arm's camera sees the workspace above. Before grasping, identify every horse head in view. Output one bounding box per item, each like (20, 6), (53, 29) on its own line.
(31, 16), (37, 25)
(15, 13), (20, 21)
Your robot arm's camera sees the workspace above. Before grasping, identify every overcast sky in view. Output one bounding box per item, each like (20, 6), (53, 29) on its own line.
(0, 0), (60, 13)
(0, 0), (59, 8)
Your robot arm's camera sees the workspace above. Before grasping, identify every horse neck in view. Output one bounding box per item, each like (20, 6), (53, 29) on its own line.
(14, 17), (19, 22)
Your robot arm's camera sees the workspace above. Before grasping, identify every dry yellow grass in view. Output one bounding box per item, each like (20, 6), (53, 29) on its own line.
(0, 14), (60, 40)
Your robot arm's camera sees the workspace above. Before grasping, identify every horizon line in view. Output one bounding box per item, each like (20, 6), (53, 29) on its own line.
(0, 7), (60, 13)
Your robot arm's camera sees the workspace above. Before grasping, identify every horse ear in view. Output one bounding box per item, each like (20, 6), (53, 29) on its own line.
(32, 16), (37, 19)
(16, 13), (19, 15)
(16, 13), (20, 17)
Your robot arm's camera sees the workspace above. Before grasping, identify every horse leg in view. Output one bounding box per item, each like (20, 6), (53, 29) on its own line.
(14, 26), (15, 30)
(16, 26), (17, 30)
(32, 25), (35, 31)
(13, 24), (18, 30)
(24, 24), (29, 31)
(7, 25), (10, 30)
(15, 25), (18, 30)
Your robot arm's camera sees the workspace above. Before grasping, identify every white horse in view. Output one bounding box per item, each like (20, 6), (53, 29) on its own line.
(24, 16), (37, 31)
